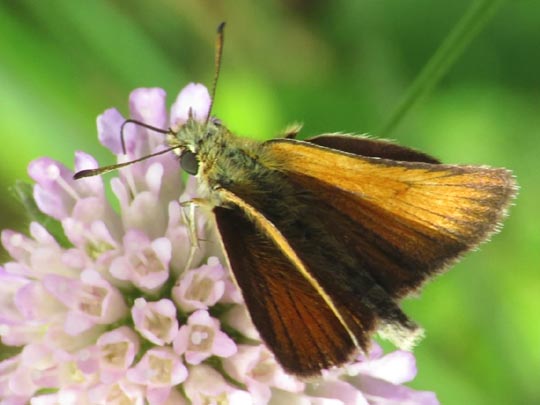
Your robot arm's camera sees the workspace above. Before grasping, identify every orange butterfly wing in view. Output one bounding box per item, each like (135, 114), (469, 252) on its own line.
(261, 138), (516, 298)
(213, 203), (363, 376)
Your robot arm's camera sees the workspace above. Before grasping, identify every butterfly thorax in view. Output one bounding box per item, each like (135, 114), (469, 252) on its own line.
(168, 117), (276, 207)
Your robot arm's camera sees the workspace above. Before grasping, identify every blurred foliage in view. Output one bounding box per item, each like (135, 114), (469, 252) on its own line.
(0, 0), (539, 404)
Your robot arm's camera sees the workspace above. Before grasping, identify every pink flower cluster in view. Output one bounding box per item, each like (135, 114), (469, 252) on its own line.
(0, 84), (438, 404)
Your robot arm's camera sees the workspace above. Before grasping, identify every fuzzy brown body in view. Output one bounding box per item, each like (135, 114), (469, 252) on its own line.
(166, 116), (516, 376)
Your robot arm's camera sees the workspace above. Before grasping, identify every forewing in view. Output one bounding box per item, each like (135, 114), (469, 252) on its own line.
(213, 204), (358, 376)
(263, 139), (516, 298)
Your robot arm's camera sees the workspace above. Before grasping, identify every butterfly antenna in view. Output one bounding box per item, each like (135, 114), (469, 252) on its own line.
(73, 145), (181, 179)
(206, 22), (226, 123)
(120, 119), (172, 155)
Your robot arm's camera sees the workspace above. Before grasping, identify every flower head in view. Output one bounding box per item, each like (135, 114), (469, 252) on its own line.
(0, 84), (439, 404)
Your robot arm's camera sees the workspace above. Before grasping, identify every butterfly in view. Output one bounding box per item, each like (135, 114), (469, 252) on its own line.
(75, 23), (517, 376)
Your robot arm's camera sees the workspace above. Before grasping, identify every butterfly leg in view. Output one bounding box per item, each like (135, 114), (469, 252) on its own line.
(178, 198), (207, 272)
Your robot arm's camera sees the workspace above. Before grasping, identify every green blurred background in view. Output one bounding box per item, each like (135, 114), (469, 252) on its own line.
(0, 1), (538, 403)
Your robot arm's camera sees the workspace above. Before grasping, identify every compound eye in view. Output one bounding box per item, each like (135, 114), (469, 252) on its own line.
(181, 150), (199, 175)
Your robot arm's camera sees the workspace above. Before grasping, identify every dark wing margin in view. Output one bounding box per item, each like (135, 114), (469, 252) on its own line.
(213, 203), (358, 376)
(306, 133), (441, 164)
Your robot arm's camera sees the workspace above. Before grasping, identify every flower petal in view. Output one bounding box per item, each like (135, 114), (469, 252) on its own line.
(352, 374), (439, 405)
(170, 83), (211, 127)
(349, 350), (418, 384)
(98, 108), (130, 155)
(129, 88), (167, 129)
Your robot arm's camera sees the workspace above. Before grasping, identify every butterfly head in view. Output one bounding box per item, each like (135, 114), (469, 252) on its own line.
(167, 115), (227, 176)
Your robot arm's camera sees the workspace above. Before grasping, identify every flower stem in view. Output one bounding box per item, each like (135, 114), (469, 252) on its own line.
(378, 0), (505, 137)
